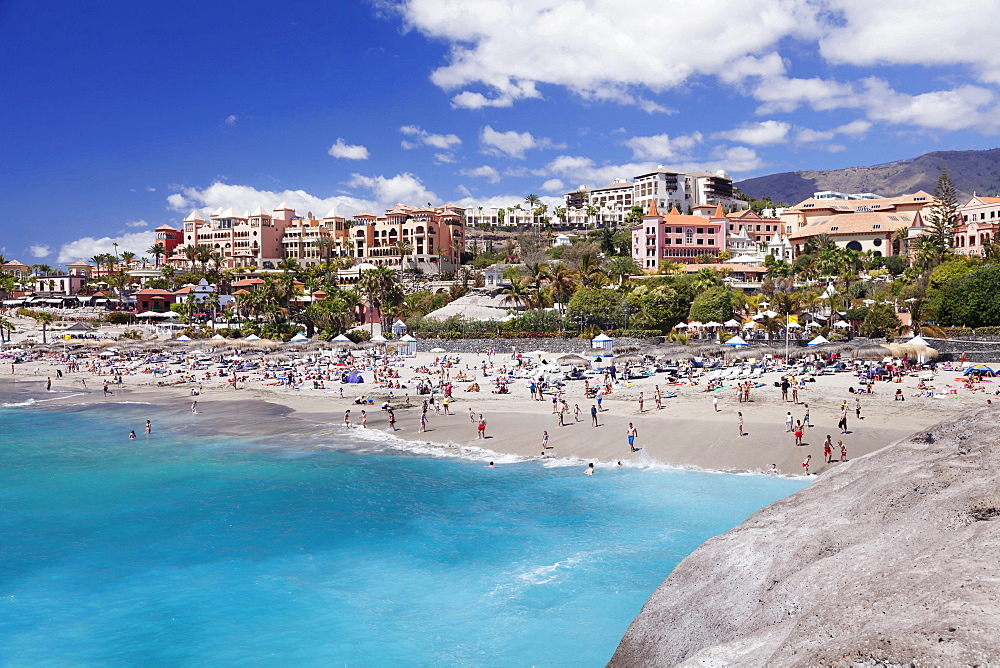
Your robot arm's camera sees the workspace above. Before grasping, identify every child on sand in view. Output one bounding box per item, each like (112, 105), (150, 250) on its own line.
(737, 412), (744, 437)
(802, 454), (812, 475)
(839, 440), (848, 461)
(542, 430), (550, 449)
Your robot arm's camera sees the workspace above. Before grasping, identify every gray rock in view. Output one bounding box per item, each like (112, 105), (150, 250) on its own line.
(610, 405), (1000, 666)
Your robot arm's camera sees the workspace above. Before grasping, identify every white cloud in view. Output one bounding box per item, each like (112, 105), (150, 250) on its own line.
(145, 186), (156, 192)
(29, 244), (51, 258)
(400, 125), (462, 150)
(225, 114), (238, 126)
(345, 173), (438, 206)
(434, 152), (458, 164)
(57, 231), (158, 264)
(166, 174), (437, 221)
(459, 165), (501, 184)
(166, 193), (187, 209)
(541, 178), (565, 193)
(860, 79), (998, 132)
(713, 120), (790, 146)
(125, 220), (150, 228)
(480, 125), (564, 159)
(817, 1), (1000, 83)
(327, 138), (371, 160)
(623, 132), (704, 160)
(795, 119), (872, 144)
(389, 0), (817, 110)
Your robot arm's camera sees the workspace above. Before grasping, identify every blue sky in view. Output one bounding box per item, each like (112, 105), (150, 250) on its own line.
(3, 0), (1000, 266)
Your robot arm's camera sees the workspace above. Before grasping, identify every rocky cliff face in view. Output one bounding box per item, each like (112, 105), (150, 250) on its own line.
(610, 405), (1000, 666)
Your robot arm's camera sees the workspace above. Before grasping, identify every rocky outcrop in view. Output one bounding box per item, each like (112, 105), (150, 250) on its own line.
(610, 405), (1000, 666)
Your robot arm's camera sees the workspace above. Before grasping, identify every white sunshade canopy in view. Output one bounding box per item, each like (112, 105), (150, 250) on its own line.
(723, 319), (740, 327)
(724, 335), (748, 346)
(808, 335), (830, 346)
(833, 320), (851, 328)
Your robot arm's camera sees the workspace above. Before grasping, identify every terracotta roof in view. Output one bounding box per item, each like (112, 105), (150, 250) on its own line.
(787, 190), (936, 213)
(231, 278), (265, 287)
(788, 211), (916, 240)
(681, 263), (766, 273)
(133, 289), (175, 296)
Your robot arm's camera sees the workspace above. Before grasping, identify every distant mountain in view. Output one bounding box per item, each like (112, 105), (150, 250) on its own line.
(735, 148), (1000, 205)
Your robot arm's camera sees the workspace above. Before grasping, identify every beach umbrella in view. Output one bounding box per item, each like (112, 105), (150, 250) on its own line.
(613, 353), (645, 364)
(332, 334), (352, 343)
(723, 319), (740, 328)
(908, 335), (930, 346)
(430, 347), (446, 353)
(850, 342), (892, 360)
(673, 322), (688, 329)
(175, 335), (192, 341)
(244, 334), (261, 341)
(703, 321), (723, 328)
(833, 320), (851, 328)
(557, 354), (589, 366)
(723, 335), (748, 347)
(289, 332), (309, 342)
(786, 322), (802, 329)
(807, 335), (830, 346)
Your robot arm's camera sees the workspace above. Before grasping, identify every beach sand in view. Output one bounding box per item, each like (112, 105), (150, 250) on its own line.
(6, 350), (995, 476)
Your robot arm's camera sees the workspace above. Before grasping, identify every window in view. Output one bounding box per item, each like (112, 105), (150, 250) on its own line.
(685, 229), (694, 244)
(696, 228), (704, 234)
(830, 226), (839, 231)
(872, 224), (881, 229)
(873, 238), (882, 247)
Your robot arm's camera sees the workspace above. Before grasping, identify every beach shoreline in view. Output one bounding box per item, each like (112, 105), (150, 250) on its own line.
(5, 349), (997, 476)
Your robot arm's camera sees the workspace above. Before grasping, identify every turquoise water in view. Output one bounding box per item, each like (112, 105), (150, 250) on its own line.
(0, 385), (807, 666)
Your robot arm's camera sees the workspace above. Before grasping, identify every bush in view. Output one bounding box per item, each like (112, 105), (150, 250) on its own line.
(216, 328), (241, 338)
(119, 330), (142, 340)
(941, 326), (973, 338)
(105, 312), (134, 325)
(345, 329), (372, 343)
(974, 326), (1000, 336)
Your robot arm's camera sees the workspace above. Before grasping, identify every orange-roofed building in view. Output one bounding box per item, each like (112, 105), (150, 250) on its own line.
(955, 195), (1000, 257)
(632, 202), (727, 270)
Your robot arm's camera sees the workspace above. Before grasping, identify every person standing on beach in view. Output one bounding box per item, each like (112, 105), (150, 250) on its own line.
(794, 420), (804, 446)
(477, 415), (486, 439)
(838, 402), (849, 433)
(802, 404), (810, 427)
(627, 423), (638, 452)
(823, 438), (832, 463)
(469, 407), (476, 423)
(654, 386), (662, 410)
(713, 395), (719, 412)
(596, 387), (604, 412)
(103, 381), (110, 397)
(574, 404), (580, 422)
(780, 377), (789, 402)
(419, 412), (428, 432)
(855, 397), (862, 420)
(785, 411), (793, 432)
(638, 392), (644, 413)
(46, 377), (51, 391)
(802, 454), (811, 475)
(388, 409), (396, 431)
(360, 410), (367, 428)
(542, 430), (550, 449)
(591, 404), (599, 427)
(839, 440), (848, 461)
(823, 434), (833, 458)
(344, 409), (352, 428)
(738, 411), (744, 437)
(791, 384), (799, 404)
(191, 401), (198, 414)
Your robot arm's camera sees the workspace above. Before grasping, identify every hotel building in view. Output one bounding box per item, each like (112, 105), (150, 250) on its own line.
(632, 202), (728, 270)
(954, 195), (1000, 257)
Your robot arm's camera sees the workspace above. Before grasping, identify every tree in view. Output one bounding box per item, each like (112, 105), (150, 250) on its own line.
(147, 243), (166, 267)
(567, 288), (624, 331)
(624, 205), (645, 226)
(524, 194), (541, 224)
(924, 165), (959, 260)
(32, 311), (55, 344)
(0, 316), (13, 343)
(932, 262), (1000, 328)
(356, 265), (402, 333)
(688, 286), (734, 323)
(627, 284), (688, 333)
(120, 251), (137, 269)
(860, 303), (901, 338)
(500, 278), (535, 310)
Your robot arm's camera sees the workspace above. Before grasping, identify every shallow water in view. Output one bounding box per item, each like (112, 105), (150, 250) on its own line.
(0, 385), (807, 666)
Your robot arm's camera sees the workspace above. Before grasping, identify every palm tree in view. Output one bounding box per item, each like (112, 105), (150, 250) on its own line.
(315, 237), (335, 267)
(147, 242), (166, 267)
(32, 311), (55, 344)
(500, 278), (535, 310)
(0, 316), (13, 343)
(112, 242), (120, 268)
(544, 264), (578, 313)
(120, 251), (137, 271)
(356, 265), (401, 334)
(524, 194), (541, 224)
(182, 245), (200, 271)
(393, 239), (414, 270)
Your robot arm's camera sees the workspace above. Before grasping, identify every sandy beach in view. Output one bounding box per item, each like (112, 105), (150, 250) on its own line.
(6, 347), (997, 477)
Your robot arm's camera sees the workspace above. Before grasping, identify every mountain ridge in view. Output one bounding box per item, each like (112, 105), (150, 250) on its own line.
(735, 148), (1000, 204)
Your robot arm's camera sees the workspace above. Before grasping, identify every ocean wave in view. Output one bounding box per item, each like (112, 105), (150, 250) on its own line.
(1, 398), (36, 407)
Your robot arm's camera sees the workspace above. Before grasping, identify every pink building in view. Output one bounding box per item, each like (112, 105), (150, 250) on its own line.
(955, 195), (1000, 257)
(632, 202), (727, 271)
(169, 203), (296, 270)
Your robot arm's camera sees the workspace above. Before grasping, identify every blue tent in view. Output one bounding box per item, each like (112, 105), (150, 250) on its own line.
(963, 365), (995, 377)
